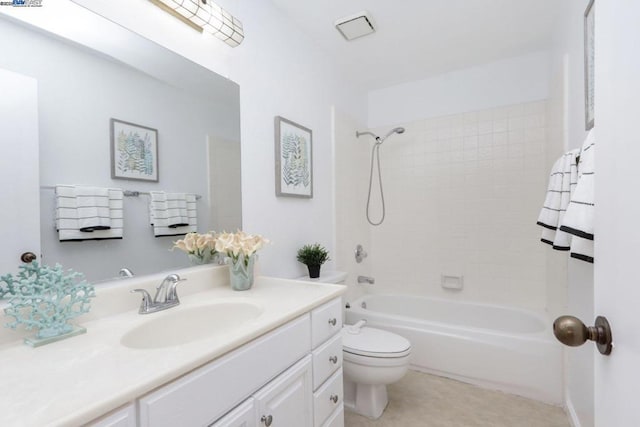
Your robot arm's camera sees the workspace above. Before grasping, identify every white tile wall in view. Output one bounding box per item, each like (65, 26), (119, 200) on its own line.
(339, 100), (554, 311)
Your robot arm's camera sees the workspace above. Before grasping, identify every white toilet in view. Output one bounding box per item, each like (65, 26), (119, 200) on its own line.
(298, 270), (412, 419)
(341, 320), (411, 419)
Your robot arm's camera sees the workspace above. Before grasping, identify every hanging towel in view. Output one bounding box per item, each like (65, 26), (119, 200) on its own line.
(150, 191), (198, 237)
(56, 186), (124, 241)
(560, 131), (595, 263)
(537, 149), (579, 249)
(166, 193), (189, 228)
(75, 186), (111, 231)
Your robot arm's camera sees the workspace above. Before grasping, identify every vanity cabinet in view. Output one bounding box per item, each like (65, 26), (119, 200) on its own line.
(96, 297), (343, 427)
(138, 315), (311, 427)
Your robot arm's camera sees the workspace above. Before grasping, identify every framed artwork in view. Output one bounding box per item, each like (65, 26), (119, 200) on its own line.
(584, 0), (595, 130)
(110, 118), (159, 182)
(274, 116), (313, 198)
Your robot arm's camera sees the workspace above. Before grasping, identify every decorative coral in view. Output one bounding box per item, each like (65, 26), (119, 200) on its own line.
(1, 262), (95, 339)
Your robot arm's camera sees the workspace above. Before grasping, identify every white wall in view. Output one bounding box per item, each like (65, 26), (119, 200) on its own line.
(368, 51), (550, 128)
(10, 0), (367, 279)
(547, 2), (594, 426)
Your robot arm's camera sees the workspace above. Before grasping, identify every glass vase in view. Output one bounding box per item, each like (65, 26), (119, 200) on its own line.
(188, 252), (212, 265)
(229, 254), (256, 291)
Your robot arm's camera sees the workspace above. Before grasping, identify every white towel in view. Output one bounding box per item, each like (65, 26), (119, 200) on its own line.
(75, 186), (110, 231)
(150, 191), (197, 237)
(560, 131), (595, 263)
(537, 149), (579, 250)
(56, 186), (123, 241)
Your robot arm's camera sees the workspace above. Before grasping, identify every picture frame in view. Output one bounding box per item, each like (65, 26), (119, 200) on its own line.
(110, 118), (159, 182)
(584, 0), (595, 130)
(274, 116), (313, 198)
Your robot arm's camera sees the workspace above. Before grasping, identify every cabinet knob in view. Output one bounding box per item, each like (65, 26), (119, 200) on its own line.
(261, 415), (273, 426)
(329, 355), (338, 364)
(328, 318), (337, 326)
(330, 394), (339, 404)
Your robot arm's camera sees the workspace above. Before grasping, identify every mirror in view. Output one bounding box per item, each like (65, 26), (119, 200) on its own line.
(0, 12), (241, 285)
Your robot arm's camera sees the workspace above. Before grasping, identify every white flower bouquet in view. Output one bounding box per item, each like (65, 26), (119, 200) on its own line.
(172, 232), (219, 264)
(214, 230), (270, 267)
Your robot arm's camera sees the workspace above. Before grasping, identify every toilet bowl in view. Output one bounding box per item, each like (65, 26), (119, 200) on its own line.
(295, 271), (411, 419)
(341, 322), (411, 419)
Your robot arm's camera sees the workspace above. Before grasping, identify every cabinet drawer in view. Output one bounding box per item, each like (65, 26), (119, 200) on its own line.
(321, 407), (344, 427)
(311, 298), (342, 348)
(313, 368), (343, 427)
(312, 333), (342, 390)
(139, 314), (311, 427)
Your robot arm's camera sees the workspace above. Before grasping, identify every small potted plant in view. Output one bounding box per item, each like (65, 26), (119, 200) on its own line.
(297, 243), (330, 279)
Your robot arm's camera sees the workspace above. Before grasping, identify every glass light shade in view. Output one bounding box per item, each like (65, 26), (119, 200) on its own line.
(153, 0), (244, 47)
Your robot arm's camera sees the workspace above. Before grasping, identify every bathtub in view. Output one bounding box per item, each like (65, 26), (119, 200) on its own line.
(345, 294), (563, 404)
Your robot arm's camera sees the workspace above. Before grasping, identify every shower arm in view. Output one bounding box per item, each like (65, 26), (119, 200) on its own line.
(356, 130), (378, 139)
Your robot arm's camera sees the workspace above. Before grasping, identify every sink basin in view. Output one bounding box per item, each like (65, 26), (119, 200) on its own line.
(121, 302), (263, 349)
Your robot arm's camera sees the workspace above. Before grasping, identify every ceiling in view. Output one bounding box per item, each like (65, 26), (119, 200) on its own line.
(270, 0), (561, 92)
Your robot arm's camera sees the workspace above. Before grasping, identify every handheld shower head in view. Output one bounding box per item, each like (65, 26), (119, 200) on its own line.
(356, 127), (405, 143)
(381, 127), (405, 141)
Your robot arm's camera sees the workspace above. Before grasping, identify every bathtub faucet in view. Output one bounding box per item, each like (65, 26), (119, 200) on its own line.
(357, 275), (375, 284)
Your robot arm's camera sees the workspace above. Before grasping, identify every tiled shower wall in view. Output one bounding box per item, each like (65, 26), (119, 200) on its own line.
(362, 101), (551, 311)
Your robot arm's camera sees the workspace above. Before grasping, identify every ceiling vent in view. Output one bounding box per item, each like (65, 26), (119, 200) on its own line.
(335, 11), (375, 41)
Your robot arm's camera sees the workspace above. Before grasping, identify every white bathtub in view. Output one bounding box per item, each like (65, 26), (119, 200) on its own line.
(345, 294), (563, 404)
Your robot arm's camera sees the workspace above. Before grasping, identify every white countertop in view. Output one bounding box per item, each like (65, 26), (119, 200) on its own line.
(0, 266), (345, 426)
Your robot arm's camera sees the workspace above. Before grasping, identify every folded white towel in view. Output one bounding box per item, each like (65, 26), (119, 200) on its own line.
(56, 186), (123, 241)
(150, 191), (197, 237)
(560, 131), (595, 263)
(75, 186), (110, 231)
(537, 149), (579, 250)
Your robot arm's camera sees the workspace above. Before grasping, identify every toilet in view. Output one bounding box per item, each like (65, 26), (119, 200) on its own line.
(297, 270), (412, 419)
(341, 320), (411, 419)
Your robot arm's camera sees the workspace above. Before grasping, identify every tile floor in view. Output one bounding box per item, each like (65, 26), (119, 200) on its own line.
(344, 370), (570, 427)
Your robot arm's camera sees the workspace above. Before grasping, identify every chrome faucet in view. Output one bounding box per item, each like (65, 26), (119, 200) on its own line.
(357, 275), (375, 284)
(131, 274), (186, 314)
(119, 268), (134, 278)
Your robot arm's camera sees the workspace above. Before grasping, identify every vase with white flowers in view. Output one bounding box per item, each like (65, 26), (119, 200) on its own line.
(215, 230), (269, 291)
(172, 232), (219, 265)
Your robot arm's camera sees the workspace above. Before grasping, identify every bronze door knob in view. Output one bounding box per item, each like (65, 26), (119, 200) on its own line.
(553, 315), (613, 355)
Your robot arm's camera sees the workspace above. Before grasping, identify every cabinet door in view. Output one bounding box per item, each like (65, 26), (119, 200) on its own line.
(210, 398), (256, 427)
(254, 355), (313, 427)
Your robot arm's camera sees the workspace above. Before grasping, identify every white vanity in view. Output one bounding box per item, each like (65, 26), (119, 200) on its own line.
(0, 265), (345, 426)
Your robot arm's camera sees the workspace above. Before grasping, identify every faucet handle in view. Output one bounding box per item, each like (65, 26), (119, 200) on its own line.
(166, 277), (186, 303)
(131, 289), (153, 313)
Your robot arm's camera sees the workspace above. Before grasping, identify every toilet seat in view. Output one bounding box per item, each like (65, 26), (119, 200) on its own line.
(342, 326), (411, 358)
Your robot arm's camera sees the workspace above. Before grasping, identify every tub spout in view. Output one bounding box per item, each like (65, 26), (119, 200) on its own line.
(358, 275), (375, 284)
(347, 319), (367, 334)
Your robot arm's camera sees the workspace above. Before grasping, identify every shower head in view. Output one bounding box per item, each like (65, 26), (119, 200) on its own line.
(381, 127), (405, 140)
(356, 127), (406, 144)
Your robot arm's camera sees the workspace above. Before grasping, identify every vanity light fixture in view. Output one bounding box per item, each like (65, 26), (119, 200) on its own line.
(149, 0), (244, 47)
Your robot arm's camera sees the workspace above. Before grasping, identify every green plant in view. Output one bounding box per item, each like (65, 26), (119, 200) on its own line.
(296, 243), (330, 266)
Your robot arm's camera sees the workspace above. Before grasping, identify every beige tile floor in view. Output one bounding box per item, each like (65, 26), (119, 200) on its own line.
(344, 370), (571, 427)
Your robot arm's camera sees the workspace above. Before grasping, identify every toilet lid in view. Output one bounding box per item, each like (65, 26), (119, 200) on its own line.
(342, 326), (411, 358)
